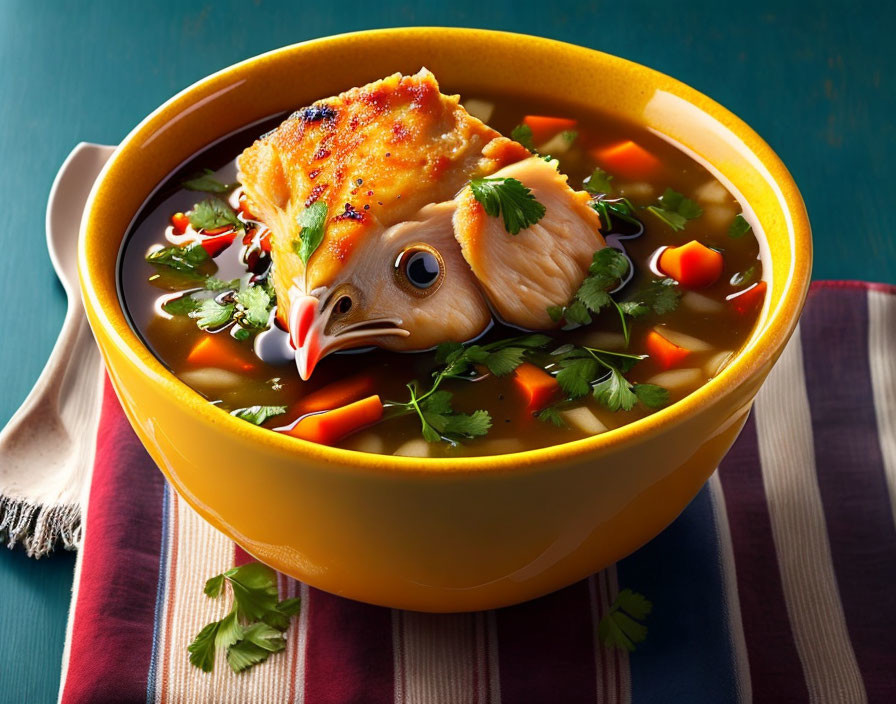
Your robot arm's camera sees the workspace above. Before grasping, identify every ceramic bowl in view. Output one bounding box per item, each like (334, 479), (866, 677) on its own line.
(79, 28), (811, 612)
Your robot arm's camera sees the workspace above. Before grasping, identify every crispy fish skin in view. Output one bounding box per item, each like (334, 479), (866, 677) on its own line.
(238, 69), (529, 313)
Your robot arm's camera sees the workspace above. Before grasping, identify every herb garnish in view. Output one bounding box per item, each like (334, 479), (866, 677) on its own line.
(588, 195), (640, 230)
(294, 201), (328, 265)
(730, 265), (757, 287)
(188, 197), (244, 232)
(390, 335), (550, 443)
(535, 406), (568, 428)
(470, 177), (546, 235)
(146, 242), (210, 274)
(597, 589), (653, 652)
(510, 123), (536, 152)
(583, 167), (614, 195)
(183, 169), (237, 194)
(728, 213), (752, 238)
(188, 281), (275, 332)
(646, 188), (702, 231)
(187, 562), (301, 674)
(231, 405), (287, 425)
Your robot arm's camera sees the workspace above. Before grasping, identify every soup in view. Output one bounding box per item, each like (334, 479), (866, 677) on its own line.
(118, 72), (765, 458)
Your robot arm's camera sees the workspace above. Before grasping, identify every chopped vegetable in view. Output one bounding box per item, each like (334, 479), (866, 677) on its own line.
(188, 197), (244, 232)
(646, 188), (703, 231)
(171, 211), (190, 234)
(286, 395), (384, 445)
(597, 589), (652, 652)
(658, 241), (723, 288)
(591, 140), (660, 180)
(186, 334), (254, 373)
(728, 213), (752, 238)
(200, 231), (237, 258)
(513, 362), (560, 412)
(469, 177), (546, 235)
(522, 115), (577, 142)
(294, 201), (328, 265)
(183, 169), (236, 193)
(728, 280), (767, 315)
(646, 330), (690, 370)
(294, 374), (376, 414)
(231, 405), (287, 425)
(537, 130), (577, 155)
(187, 562), (301, 674)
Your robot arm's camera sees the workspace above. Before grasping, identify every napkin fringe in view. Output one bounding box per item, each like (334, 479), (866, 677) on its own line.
(0, 496), (81, 557)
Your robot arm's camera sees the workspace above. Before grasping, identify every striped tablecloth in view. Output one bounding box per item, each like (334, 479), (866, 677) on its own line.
(58, 282), (896, 704)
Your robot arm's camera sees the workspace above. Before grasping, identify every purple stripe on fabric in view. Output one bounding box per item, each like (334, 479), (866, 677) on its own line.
(495, 580), (597, 704)
(800, 286), (896, 699)
(61, 379), (166, 704)
(717, 413), (810, 702)
(302, 588), (394, 704)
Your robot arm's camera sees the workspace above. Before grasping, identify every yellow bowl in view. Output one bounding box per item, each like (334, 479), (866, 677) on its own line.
(79, 28), (811, 612)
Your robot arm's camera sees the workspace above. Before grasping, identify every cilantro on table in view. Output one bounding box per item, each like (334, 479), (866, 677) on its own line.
(597, 589), (653, 652)
(728, 213), (752, 238)
(510, 123), (536, 152)
(469, 177), (546, 235)
(294, 201), (328, 265)
(230, 405), (287, 426)
(188, 562), (301, 674)
(548, 344), (668, 412)
(390, 335), (550, 444)
(583, 167), (614, 195)
(183, 169), (237, 194)
(646, 188), (702, 231)
(188, 197), (244, 232)
(548, 249), (681, 345)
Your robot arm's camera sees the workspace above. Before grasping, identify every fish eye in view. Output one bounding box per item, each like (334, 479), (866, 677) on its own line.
(394, 244), (444, 296)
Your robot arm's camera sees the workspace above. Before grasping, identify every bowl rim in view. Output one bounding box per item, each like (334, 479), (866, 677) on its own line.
(79, 27), (812, 475)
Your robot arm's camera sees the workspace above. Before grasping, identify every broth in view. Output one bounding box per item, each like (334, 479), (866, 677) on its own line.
(119, 91), (764, 458)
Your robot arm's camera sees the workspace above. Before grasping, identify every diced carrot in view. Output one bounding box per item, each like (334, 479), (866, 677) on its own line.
(186, 334), (254, 373)
(590, 140), (661, 180)
(259, 231), (272, 253)
(242, 227), (256, 245)
(513, 362), (560, 412)
(200, 231), (237, 257)
(170, 212), (190, 234)
(286, 395), (383, 445)
(294, 374), (377, 415)
(203, 225), (233, 236)
(658, 241), (724, 288)
(728, 281), (767, 315)
(522, 115), (577, 143)
(646, 330), (690, 370)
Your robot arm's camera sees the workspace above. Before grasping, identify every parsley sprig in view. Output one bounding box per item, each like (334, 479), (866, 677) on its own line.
(183, 169), (237, 194)
(588, 195), (641, 230)
(728, 213), (752, 238)
(548, 249), (680, 345)
(646, 188), (702, 231)
(188, 562), (301, 674)
(389, 335), (550, 444)
(188, 197), (244, 232)
(510, 124), (536, 152)
(470, 177), (546, 235)
(294, 201), (328, 265)
(231, 405), (287, 426)
(597, 589), (653, 652)
(187, 281), (276, 333)
(583, 167), (614, 195)
(146, 242), (211, 275)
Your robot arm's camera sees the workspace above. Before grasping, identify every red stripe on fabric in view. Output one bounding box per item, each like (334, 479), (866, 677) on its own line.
(61, 378), (166, 704)
(495, 580), (597, 704)
(233, 544), (253, 566)
(717, 413), (809, 701)
(801, 286), (896, 698)
(302, 588), (394, 704)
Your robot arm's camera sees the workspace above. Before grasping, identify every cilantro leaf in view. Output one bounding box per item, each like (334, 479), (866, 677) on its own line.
(294, 201), (328, 265)
(622, 278), (681, 318)
(204, 573), (226, 598)
(536, 406), (568, 428)
(562, 300), (593, 326)
(190, 299), (235, 329)
(226, 639), (272, 673)
(589, 196), (640, 229)
(146, 242), (210, 274)
(241, 622), (286, 652)
(590, 247), (630, 282)
(646, 188), (702, 231)
(510, 124), (536, 152)
(562, 129), (578, 144)
(188, 621), (220, 673)
(598, 589), (653, 652)
(592, 367), (639, 412)
(470, 177), (546, 235)
(633, 384), (669, 409)
(483, 346), (526, 376)
(204, 277), (240, 292)
(556, 358), (599, 399)
(163, 294), (201, 316)
(188, 197), (243, 232)
(183, 168), (236, 193)
(728, 213), (752, 238)
(231, 405), (287, 426)
(583, 167), (614, 195)
(235, 285), (272, 328)
(730, 265), (757, 287)
(226, 562), (280, 622)
(443, 409), (492, 437)
(215, 610), (244, 650)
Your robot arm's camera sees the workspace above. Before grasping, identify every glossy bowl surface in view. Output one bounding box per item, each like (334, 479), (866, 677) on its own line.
(80, 28), (811, 611)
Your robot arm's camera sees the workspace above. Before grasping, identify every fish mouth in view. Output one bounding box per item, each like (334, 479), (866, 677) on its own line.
(289, 293), (409, 380)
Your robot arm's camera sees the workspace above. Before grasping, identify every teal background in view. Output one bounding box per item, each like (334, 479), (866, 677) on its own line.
(0, 1), (891, 701)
